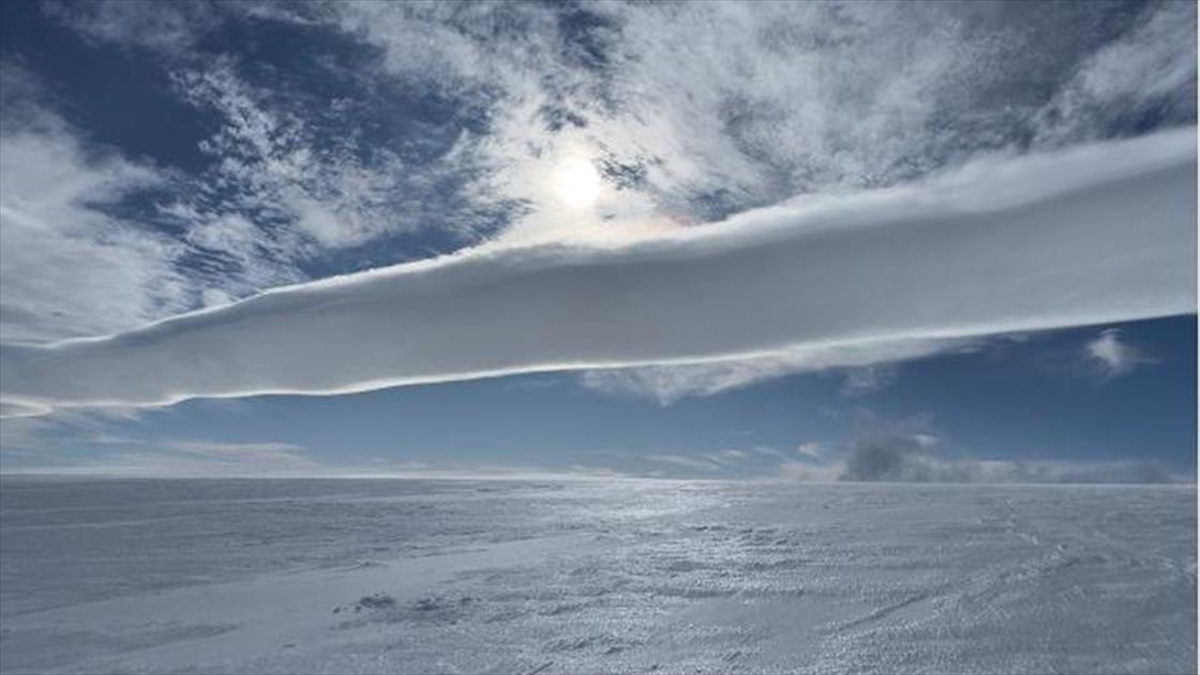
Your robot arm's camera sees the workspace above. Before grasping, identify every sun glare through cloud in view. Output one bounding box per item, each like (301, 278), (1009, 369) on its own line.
(552, 156), (602, 209)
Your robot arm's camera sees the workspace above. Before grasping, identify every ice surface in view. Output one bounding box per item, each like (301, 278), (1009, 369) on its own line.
(0, 478), (1194, 674)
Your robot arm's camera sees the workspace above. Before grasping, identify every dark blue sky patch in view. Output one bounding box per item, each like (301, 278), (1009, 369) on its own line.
(0, 2), (218, 172)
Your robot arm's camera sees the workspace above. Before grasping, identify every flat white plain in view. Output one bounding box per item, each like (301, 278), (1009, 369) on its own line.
(0, 478), (1193, 674)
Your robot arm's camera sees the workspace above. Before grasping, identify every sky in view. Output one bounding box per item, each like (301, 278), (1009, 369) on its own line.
(0, 0), (1195, 481)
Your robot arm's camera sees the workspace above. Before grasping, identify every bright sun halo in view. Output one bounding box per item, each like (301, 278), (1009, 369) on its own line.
(554, 158), (602, 208)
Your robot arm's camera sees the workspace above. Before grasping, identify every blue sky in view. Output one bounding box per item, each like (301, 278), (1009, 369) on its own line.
(0, 1), (1195, 481)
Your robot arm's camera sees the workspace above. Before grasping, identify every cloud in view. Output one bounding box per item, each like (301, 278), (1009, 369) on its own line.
(1034, 0), (1197, 147)
(796, 442), (823, 460)
(644, 454), (719, 472)
(839, 365), (899, 398)
(53, 1), (1192, 252)
(646, 448), (792, 477)
(17, 447), (319, 478)
(0, 128), (1193, 415)
(748, 447), (791, 462)
(337, 1), (1195, 228)
(831, 428), (1178, 484)
(777, 461), (841, 483)
(2, 14), (515, 344)
(631, 430), (1180, 484)
(578, 335), (971, 404)
(44, 0), (226, 54)
(161, 439), (317, 470)
(1085, 327), (1154, 377)
(0, 416), (54, 451)
(170, 59), (492, 252)
(837, 429), (948, 483)
(0, 432), (319, 476)
(0, 66), (191, 342)
(9, 1), (1190, 356)
(700, 448), (753, 466)
(0, 405), (145, 457)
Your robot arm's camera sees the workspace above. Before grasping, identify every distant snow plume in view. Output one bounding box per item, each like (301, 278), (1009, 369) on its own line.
(0, 128), (1195, 416)
(834, 430), (1178, 485)
(838, 430), (947, 483)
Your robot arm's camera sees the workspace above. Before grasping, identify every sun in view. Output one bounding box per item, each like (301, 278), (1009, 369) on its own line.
(553, 157), (602, 209)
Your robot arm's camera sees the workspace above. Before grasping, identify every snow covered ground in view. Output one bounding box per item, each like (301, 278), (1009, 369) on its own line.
(0, 478), (1194, 674)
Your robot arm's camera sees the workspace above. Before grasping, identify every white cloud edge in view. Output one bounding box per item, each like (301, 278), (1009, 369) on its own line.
(0, 127), (1194, 416)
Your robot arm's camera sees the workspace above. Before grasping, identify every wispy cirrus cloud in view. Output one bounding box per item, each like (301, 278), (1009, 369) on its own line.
(0, 427), (319, 476)
(37, 0), (1197, 246)
(170, 59), (501, 252)
(336, 0), (1195, 228)
(160, 439), (318, 471)
(578, 335), (974, 404)
(0, 63), (191, 343)
(645, 454), (720, 473)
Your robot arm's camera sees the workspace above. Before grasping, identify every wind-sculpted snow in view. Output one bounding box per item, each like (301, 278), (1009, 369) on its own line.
(0, 478), (1194, 674)
(0, 128), (1195, 416)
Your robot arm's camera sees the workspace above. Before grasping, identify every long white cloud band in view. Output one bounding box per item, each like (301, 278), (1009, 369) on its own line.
(1, 128), (1194, 416)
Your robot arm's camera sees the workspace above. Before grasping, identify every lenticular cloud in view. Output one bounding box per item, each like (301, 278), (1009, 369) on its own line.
(1, 128), (1195, 416)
